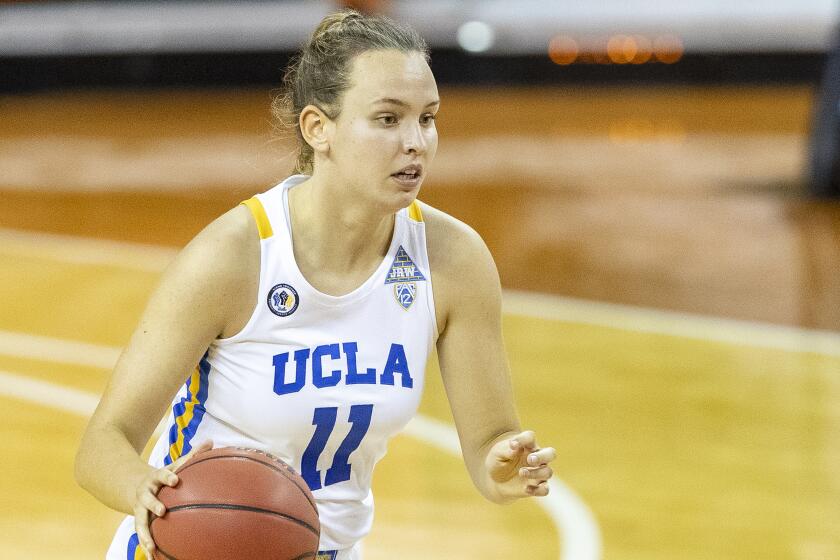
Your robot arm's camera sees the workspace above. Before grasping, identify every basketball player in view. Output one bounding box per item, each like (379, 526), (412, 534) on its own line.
(75, 10), (556, 560)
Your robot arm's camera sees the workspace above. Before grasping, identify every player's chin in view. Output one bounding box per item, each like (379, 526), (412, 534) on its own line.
(385, 177), (423, 207)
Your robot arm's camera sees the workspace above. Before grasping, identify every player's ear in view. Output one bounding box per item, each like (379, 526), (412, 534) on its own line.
(299, 105), (332, 156)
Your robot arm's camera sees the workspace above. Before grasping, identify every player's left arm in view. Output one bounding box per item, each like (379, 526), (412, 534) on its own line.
(428, 209), (556, 504)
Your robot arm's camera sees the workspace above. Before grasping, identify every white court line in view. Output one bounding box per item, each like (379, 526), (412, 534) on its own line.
(0, 329), (120, 369)
(0, 365), (600, 560)
(0, 369), (99, 416)
(503, 290), (840, 357)
(0, 227), (177, 272)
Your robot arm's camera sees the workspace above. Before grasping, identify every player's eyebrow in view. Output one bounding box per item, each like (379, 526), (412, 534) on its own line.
(372, 97), (440, 108)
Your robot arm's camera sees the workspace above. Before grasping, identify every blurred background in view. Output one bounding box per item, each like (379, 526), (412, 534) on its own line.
(1, 1), (839, 559)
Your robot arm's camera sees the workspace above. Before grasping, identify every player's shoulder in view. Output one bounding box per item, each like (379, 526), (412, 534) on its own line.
(418, 200), (492, 258)
(164, 202), (259, 290)
(139, 201), (260, 340)
(183, 203), (255, 258)
(415, 200), (499, 292)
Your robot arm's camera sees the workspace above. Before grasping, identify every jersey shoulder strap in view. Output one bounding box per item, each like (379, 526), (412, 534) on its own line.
(241, 196), (274, 240)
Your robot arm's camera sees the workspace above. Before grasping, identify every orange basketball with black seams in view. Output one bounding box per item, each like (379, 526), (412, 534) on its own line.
(150, 447), (320, 560)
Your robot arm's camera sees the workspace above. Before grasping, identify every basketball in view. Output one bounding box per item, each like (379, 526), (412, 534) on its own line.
(150, 447), (320, 560)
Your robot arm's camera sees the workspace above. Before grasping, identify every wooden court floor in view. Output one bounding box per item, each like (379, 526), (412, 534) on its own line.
(1, 86), (839, 559)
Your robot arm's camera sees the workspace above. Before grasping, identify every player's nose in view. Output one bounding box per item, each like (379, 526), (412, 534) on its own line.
(402, 123), (427, 155)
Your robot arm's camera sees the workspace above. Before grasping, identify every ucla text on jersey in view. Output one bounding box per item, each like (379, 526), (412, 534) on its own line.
(273, 342), (414, 395)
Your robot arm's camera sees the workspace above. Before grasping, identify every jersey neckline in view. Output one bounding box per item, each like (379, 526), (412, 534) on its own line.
(277, 174), (404, 307)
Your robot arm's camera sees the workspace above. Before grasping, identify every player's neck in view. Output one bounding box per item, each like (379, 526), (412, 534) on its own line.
(288, 174), (395, 276)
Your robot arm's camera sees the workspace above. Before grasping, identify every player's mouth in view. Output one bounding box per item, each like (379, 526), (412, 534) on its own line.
(390, 164), (423, 188)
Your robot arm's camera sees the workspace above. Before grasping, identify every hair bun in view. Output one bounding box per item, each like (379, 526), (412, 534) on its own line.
(314, 9), (362, 37)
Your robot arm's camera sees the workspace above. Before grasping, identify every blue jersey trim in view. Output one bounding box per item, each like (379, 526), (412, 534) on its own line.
(164, 351), (211, 465)
(127, 532), (140, 559)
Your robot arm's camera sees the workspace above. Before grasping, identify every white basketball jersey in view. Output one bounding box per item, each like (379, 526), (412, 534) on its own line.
(107, 175), (437, 559)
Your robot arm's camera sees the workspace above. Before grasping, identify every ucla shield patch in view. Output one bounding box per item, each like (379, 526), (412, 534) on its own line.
(385, 246), (426, 310)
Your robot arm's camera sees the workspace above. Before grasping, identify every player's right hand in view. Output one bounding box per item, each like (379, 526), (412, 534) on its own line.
(134, 440), (213, 559)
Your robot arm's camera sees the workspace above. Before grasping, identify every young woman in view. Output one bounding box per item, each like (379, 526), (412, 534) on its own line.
(75, 10), (556, 560)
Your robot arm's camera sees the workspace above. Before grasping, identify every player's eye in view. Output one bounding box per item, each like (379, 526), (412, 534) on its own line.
(420, 114), (436, 125)
(377, 115), (398, 125)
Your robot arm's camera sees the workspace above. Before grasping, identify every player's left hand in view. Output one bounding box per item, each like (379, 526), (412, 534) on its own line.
(486, 430), (555, 501)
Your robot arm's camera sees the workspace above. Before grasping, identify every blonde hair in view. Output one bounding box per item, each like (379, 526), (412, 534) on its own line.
(271, 9), (430, 174)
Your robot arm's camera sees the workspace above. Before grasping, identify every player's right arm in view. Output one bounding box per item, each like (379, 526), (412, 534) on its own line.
(74, 203), (259, 554)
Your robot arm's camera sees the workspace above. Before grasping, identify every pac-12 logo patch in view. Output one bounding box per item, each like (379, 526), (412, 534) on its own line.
(385, 246), (426, 310)
(393, 282), (417, 310)
(267, 283), (299, 317)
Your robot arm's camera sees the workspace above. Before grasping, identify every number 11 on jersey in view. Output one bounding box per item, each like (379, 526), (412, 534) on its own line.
(301, 404), (374, 491)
